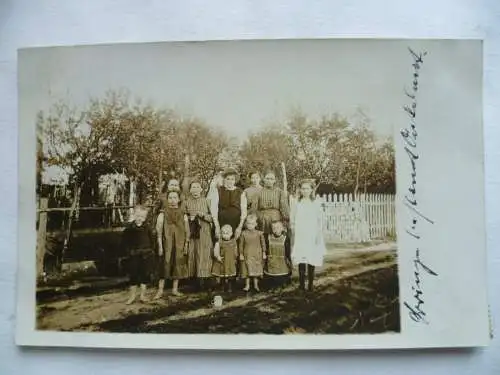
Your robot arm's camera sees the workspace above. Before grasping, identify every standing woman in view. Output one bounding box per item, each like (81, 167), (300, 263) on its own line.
(256, 170), (290, 235)
(154, 190), (191, 298)
(210, 168), (247, 240)
(244, 171), (262, 215)
(152, 177), (184, 286)
(184, 179), (214, 291)
(153, 178), (182, 218)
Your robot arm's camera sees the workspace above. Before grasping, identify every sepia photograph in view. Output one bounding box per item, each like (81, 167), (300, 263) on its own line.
(30, 40), (398, 335)
(16, 39), (489, 349)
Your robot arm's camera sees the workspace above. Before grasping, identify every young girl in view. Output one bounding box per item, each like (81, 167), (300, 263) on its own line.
(211, 224), (238, 292)
(264, 220), (291, 290)
(290, 179), (327, 292)
(244, 171), (262, 215)
(154, 190), (191, 298)
(153, 178), (183, 223)
(184, 180), (213, 291)
(256, 170), (289, 235)
(239, 214), (266, 292)
(122, 205), (155, 304)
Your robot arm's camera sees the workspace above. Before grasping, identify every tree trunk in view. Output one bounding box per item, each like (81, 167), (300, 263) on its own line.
(182, 153), (191, 194)
(354, 153), (362, 197)
(61, 183), (82, 265)
(129, 177), (136, 218)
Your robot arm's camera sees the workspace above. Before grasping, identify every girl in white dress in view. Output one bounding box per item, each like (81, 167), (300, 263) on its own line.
(290, 179), (327, 291)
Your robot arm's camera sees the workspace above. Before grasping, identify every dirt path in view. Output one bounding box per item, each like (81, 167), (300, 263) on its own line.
(37, 244), (399, 334)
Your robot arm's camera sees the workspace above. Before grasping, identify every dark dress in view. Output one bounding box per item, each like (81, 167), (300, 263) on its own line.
(217, 186), (242, 233)
(264, 233), (291, 276)
(122, 222), (155, 284)
(211, 238), (238, 278)
(162, 206), (191, 279)
(239, 229), (266, 278)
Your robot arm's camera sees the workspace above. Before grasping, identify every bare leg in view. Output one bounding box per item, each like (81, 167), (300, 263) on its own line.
(253, 277), (260, 292)
(243, 278), (250, 292)
(126, 285), (137, 304)
(172, 279), (183, 296)
(139, 283), (149, 302)
(153, 279), (165, 300)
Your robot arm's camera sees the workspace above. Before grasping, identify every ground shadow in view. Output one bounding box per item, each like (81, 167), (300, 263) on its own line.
(89, 265), (400, 334)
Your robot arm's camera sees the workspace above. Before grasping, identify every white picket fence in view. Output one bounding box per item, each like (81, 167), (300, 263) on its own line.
(290, 193), (396, 243)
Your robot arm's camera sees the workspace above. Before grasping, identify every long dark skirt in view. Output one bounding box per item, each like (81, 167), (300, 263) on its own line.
(218, 207), (241, 235)
(127, 252), (153, 285)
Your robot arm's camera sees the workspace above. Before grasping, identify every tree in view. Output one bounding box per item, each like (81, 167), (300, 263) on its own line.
(239, 124), (291, 188)
(285, 111), (350, 191)
(238, 110), (395, 195)
(239, 111), (350, 192)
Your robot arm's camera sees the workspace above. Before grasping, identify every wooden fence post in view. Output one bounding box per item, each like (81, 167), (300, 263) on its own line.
(36, 198), (48, 279)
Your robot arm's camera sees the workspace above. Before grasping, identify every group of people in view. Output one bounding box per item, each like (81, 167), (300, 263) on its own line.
(122, 168), (327, 305)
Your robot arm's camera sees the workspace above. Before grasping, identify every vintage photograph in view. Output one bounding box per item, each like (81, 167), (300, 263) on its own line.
(28, 40), (401, 335)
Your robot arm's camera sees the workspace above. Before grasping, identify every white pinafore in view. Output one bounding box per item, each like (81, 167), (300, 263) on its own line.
(291, 198), (327, 267)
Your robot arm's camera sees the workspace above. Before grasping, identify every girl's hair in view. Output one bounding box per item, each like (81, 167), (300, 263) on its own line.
(263, 170), (276, 178)
(222, 167), (239, 178)
(166, 190), (181, 200)
(248, 170), (261, 179)
(297, 179), (316, 201)
(130, 204), (149, 222)
(161, 178), (181, 194)
(221, 224), (233, 234)
(246, 213), (258, 223)
(189, 179), (203, 191)
(271, 220), (285, 234)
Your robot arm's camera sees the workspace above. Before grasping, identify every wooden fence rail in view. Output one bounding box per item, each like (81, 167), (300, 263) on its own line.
(290, 193), (396, 243)
(36, 193), (396, 277)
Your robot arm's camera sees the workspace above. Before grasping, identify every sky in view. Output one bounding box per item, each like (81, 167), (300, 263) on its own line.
(18, 39), (482, 184)
(18, 39), (431, 141)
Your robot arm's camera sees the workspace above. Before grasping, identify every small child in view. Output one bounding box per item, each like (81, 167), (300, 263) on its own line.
(122, 205), (155, 304)
(211, 225), (238, 292)
(264, 220), (291, 290)
(239, 214), (266, 292)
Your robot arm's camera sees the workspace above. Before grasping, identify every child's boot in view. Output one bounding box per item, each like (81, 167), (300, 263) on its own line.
(298, 263), (306, 291)
(307, 265), (315, 292)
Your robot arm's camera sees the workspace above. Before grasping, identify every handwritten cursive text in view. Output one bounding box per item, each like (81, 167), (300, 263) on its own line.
(401, 47), (438, 325)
